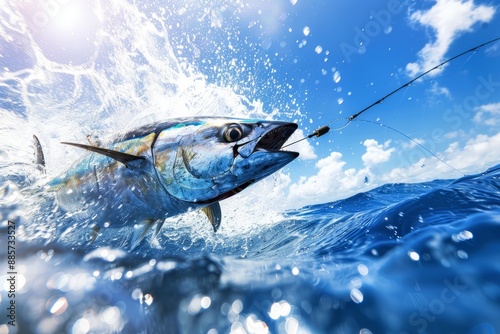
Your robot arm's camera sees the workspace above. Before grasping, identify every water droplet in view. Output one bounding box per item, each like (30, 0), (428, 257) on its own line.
(333, 70), (341, 83)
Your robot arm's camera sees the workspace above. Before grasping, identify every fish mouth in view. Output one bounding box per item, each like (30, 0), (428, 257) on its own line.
(253, 123), (298, 153)
(235, 123), (299, 158)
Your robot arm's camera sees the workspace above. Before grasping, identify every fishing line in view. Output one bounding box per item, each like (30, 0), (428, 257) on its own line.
(353, 119), (466, 176)
(284, 37), (500, 173)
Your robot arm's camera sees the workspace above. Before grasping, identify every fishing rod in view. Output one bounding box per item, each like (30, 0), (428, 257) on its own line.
(283, 36), (500, 173)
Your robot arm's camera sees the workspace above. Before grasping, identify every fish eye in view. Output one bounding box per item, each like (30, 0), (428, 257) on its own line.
(223, 124), (244, 142)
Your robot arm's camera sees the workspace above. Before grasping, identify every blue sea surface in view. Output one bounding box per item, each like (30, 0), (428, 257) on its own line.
(1, 164), (499, 333)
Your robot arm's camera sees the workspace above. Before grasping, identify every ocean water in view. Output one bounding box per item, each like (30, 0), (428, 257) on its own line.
(1, 0), (500, 333)
(1, 165), (500, 333)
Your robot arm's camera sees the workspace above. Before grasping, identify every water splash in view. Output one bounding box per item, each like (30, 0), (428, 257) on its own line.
(0, 0), (309, 249)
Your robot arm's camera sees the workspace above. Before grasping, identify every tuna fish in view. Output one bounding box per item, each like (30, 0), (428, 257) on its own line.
(36, 117), (298, 248)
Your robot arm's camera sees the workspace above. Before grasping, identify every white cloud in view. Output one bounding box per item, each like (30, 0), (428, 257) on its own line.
(380, 132), (500, 182)
(286, 138), (394, 206)
(286, 132), (500, 207)
(428, 81), (451, 98)
(361, 139), (395, 166)
(473, 102), (500, 126)
(287, 151), (371, 207)
(406, 0), (496, 77)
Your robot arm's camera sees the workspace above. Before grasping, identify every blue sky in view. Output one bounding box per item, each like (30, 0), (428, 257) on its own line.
(163, 0), (500, 205)
(1, 0), (500, 207)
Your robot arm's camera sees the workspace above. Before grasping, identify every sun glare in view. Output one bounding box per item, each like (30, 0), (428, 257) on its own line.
(51, 2), (85, 30)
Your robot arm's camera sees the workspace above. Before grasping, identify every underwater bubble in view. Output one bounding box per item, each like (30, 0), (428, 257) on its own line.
(285, 317), (299, 334)
(72, 318), (90, 334)
(269, 301), (291, 320)
(271, 287), (282, 299)
(290, 0), (298, 5)
(452, 230), (473, 242)
(315, 45), (323, 54)
(245, 314), (269, 334)
(201, 296), (212, 309)
(384, 26), (393, 34)
(337, 98), (344, 105)
(100, 306), (122, 326)
(457, 250), (468, 260)
(131, 288), (142, 300)
(303, 26), (310, 36)
(188, 294), (203, 315)
(408, 250), (420, 261)
(232, 299), (243, 314)
(231, 322), (245, 333)
(350, 288), (363, 303)
(292, 267), (300, 275)
(358, 264), (369, 276)
(261, 38), (272, 50)
(47, 296), (68, 315)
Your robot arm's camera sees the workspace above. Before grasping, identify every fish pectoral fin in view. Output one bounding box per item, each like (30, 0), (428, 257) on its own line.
(33, 135), (46, 173)
(130, 219), (157, 250)
(152, 219), (165, 239)
(89, 226), (101, 244)
(201, 202), (222, 232)
(61, 142), (145, 168)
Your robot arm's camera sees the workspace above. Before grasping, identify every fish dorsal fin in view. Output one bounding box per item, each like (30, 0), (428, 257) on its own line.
(33, 135), (46, 173)
(201, 202), (222, 232)
(61, 142), (145, 168)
